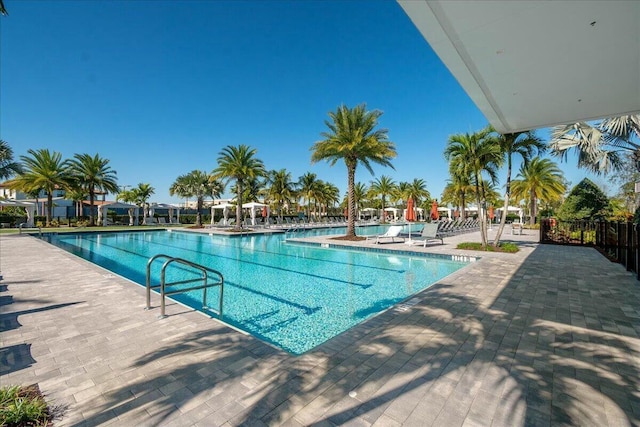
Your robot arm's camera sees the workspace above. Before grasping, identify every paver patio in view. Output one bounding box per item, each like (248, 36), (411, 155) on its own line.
(1, 227), (639, 426)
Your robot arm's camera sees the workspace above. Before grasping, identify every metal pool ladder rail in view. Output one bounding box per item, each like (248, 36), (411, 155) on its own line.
(145, 254), (224, 319)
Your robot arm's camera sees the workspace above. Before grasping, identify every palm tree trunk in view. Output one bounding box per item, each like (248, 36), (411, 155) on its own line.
(46, 192), (53, 227)
(494, 157), (513, 246)
(460, 192), (466, 219)
(346, 164), (356, 237)
(235, 180), (243, 231)
(530, 191), (537, 225)
(474, 175), (487, 248)
(196, 197), (203, 227)
(89, 188), (96, 226)
(381, 195), (386, 224)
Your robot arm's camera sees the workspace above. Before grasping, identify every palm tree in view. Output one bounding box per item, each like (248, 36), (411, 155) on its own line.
(265, 169), (295, 222)
(133, 183), (155, 222)
(445, 127), (503, 248)
(0, 140), (22, 180)
(212, 145), (265, 231)
(169, 170), (224, 227)
(116, 189), (138, 226)
(550, 114), (640, 174)
(492, 129), (546, 245)
(369, 175), (396, 223)
(317, 181), (340, 218)
(241, 176), (264, 203)
(511, 157), (566, 225)
(442, 173), (473, 219)
(298, 172), (321, 219)
(8, 149), (70, 227)
(394, 181), (410, 205)
(352, 182), (368, 220)
(65, 184), (88, 219)
(311, 104), (396, 238)
(66, 153), (119, 226)
(407, 178), (431, 206)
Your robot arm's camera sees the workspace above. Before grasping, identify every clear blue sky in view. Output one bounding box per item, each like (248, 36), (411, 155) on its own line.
(0, 0), (600, 205)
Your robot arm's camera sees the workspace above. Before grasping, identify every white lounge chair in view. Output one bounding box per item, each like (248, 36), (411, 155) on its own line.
(370, 225), (405, 244)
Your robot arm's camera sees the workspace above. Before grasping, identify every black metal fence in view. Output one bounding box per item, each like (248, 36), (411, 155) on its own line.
(540, 219), (640, 280)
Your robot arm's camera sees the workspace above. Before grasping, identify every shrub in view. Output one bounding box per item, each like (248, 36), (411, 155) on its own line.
(0, 384), (54, 427)
(457, 242), (519, 253)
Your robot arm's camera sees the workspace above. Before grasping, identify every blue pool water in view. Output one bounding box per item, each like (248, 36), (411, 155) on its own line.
(45, 227), (469, 354)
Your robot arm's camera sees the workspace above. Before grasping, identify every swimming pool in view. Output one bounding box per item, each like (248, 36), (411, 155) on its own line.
(44, 227), (470, 354)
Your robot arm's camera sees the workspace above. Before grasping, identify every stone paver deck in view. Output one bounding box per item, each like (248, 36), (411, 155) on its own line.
(1, 227), (639, 426)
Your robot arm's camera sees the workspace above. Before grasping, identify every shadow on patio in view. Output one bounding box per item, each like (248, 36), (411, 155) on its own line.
(71, 243), (639, 426)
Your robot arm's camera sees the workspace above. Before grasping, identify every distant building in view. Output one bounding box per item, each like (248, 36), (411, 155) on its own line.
(0, 182), (111, 218)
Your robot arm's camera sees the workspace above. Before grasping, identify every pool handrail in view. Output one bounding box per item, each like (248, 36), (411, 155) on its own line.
(145, 254), (224, 319)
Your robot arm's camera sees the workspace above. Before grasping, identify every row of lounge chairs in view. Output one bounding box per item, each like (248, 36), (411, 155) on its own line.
(434, 218), (481, 236)
(369, 218), (482, 246)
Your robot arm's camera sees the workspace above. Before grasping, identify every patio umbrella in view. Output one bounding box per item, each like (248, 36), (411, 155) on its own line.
(431, 200), (439, 220)
(406, 197), (416, 221)
(405, 197), (416, 244)
(489, 206), (495, 221)
(262, 206), (268, 218)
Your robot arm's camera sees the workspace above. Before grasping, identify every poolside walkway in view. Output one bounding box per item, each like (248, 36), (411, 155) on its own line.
(1, 227), (639, 426)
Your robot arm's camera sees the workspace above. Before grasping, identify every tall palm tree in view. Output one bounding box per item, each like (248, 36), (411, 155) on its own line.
(212, 145), (265, 231)
(407, 178), (431, 206)
(550, 114), (640, 174)
(317, 181), (340, 218)
(133, 183), (155, 222)
(66, 153), (119, 226)
(445, 127), (503, 248)
(238, 176), (264, 203)
(492, 129), (546, 245)
(0, 140), (22, 180)
(369, 175), (396, 223)
(511, 157), (566, 225)
(298, 172), (321, 219)
(8, 149), (70, 227)
(394, 181), (410, 205)
(169, 170), (224, 227)
(442, 172), (473, 219)
(352, 182), (368, 220)
(265, 169), (295, 221)
(311, 104), (396, 238)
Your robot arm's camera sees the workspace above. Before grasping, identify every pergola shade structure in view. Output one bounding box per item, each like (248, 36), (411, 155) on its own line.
(241, 202), (269, 226)
(97, 202), (140, 226)
(211, 203), (235, 226)
(0, 200), (36, 227)
(398, 0), (640, 133)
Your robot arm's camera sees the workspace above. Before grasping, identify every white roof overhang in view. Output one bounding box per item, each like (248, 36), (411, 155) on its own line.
(398, 0), (640, 133)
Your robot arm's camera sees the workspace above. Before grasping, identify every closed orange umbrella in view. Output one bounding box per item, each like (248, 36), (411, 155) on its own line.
(431, 200), (439, 220)
(489, 206), (494, 221)
(262, 206), (268, 217)
(406, 198), (416, 221)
